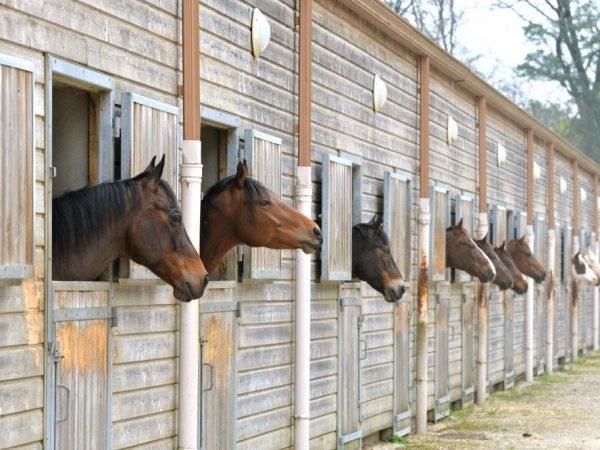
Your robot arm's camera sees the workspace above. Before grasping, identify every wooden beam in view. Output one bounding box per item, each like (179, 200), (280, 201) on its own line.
(478, 97), (487, 213)
(573, 160), (579, 235)
(183, 0), (200, 140)
(298, 0), (312, 167)
(548, 142), (555, 230)
(527, 129), (534, 225)
(419, 55), (430, 198)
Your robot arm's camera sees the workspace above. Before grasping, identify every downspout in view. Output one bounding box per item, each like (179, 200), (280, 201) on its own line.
(476, 96), (488, 405)
(179, 1), (202, 448)
(294, 1), (312, 448)
(546, 142), (555, 374)
(572, 160), (579, 360)
(415, 55), (430, 434)
(593, 174), (599, 351)
(525, 129), (535, 382)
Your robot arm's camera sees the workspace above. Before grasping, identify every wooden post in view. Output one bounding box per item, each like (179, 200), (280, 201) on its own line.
(572, 160), (579, 360)
(415, 54), (430, 434)
(525, 129), (534, 382)
(594, 174), (599, 351)
(546, 142), (555, 374)
(476, 96), (488, 405)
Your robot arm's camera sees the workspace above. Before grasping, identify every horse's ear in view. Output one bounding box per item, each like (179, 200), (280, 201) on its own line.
(141, 154), (165, 189)
(456, 218), (464, 230)
(369, 214), (383, 230)
(235, 160), (249, 188)
(133, 156), (157, 181)
(497, 241), (506, 251)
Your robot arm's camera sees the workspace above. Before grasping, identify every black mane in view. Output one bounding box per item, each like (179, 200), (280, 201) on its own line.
(201, 174), (270, 215)
(52, 178), (175, 256)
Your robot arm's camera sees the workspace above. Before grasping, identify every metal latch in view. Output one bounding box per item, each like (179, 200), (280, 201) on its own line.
(113, 116), (122, 138)
(49, 166), (57, 178)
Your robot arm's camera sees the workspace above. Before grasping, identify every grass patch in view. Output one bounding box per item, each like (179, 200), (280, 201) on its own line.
(537, 374), (568, 383)
(389, 435), (409, 445)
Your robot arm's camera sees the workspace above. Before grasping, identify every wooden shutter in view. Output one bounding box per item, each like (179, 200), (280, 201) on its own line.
(490, 204), (507, 247)
(535, 214), (547, 266)
(455, 193), (475, 282)
(321, 154), (362, 282)
(383, 171), (411, 282)
(0, 55), (34, 280)
(120, 92), (179, 279)
(555, 222), (562, 283)
(243, 129), (283, 279)
(430, 186), (450, 282)
(563, 225), (572, 285)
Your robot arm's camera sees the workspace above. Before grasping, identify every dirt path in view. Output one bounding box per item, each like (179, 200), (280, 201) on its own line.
(366, 352), (600, 449)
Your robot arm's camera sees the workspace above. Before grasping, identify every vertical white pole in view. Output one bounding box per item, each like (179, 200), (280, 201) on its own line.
(546, 229), (555, 374)
(476, 212), (488, 404)
(572, 235), (580, 360)
(594, 238), (599, 351)
(179, 141), (202, 450)
(294, 166), (312, 450)
(526, 225), (535, 382)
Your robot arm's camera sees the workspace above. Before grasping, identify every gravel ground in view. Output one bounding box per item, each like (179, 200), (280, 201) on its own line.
(365, 352), (600, 449)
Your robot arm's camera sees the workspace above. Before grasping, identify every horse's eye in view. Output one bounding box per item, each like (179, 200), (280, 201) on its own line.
(171, 213), (182, 224)
(259, 199), (271, 207)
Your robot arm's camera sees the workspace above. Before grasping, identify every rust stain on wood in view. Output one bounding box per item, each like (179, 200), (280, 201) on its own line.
(22, 279), (43, 353)
(56, 321), (108, 376)
(417, 251), (429, 315)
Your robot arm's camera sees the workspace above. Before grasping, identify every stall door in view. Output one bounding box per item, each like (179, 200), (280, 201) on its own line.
(461, 284), (476, 406)
(338, 296), (363, 449)
(52, 282), (112, 450)
(434, 284), (451, 421)
(503, 291), (515, 388)
(393, 300), (412, 436)
(535, 214), (547, 374)
(200, 283), (237, 450)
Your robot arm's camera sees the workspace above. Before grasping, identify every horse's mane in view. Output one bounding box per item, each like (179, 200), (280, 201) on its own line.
(52, 178), (175, 256)
(201, 175), (270, 215)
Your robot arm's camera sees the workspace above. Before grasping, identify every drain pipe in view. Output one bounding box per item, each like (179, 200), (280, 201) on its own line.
(294, 1), (312, 448)
(525, 129), (535, 383)
(476, 97), (488, 405)
(572, 160), (580, 360)
(593, 175), (599, 352)
(415, 55), (430, 434)
(546, 142), (555, 374)
(179, 0), (201, 448)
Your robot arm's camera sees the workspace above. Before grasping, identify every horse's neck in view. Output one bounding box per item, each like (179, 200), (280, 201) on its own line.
(200, 211), (238, 274)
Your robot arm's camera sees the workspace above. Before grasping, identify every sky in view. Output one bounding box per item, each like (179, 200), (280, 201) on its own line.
(454, 1), (571, 105)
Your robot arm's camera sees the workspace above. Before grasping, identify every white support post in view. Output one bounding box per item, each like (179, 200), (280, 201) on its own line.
(476, 212), (488, 404)
(179, 141), (202, 450)
(572, 235), (580, 360)
(415, 197), (430, 433)
(594, 238), (599, 351)
(294, 166), (312, 450)
(546, 229), (556, 374)
(526, 225), (535, 382)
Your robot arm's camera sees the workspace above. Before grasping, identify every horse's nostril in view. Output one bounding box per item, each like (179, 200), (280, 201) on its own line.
(203, 275), (209, 289)
(312, 227), (322, 238)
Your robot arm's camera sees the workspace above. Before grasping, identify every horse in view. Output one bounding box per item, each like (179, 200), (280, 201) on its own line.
(572, 251), (599, 285)
(581, 249), (600, 286)
(352, 215), (405, 302)
(507, 236), (547, 283)
(494, 241), (528, 295)
(446, 218), (496, 283)
(475, 234), (513, 290)
(52, 155), (209, 302)
(200, 161), (322, 274)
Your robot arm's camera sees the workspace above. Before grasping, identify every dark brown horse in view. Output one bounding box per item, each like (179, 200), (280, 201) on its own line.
(507, 236), (546, 283)
(475, 234), (513, 290)
(446, 219), (496, 283)
(53, 156), (209, 301)
(200, 161), (322, 274)
(495, 241), (528, 294)
(352, 215), (405, 302)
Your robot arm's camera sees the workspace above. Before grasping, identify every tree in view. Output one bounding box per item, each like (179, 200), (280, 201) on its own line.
(497, 0), (600, 160)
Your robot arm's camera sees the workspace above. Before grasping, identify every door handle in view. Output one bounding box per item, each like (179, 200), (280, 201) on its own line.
(56, 383), (71, 424)
(203, 363), (213, 392)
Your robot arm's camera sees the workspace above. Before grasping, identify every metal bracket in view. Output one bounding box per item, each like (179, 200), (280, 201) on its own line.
(339, 429), (362, 446)
(340, 297), (361, 308)
(200, 302), (238, 314)
(54, 307), (112, 322)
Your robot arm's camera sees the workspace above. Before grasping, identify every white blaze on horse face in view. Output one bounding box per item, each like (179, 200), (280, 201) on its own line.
(573, 253), (599, 285)
(473, 238), (496, 280)
(582, 249), (600, 282)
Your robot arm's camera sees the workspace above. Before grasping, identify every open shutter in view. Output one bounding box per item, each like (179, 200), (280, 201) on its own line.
(383, 171), (411, 282)
(321, 154), (362, 282)
(430, 185), (451, 282)
(455, 193), (475, 282)
(120, 92), (179, 279)
(243, 129), (283, 279)
(490, 204), (507, 247)
(0, 55), (34, 281)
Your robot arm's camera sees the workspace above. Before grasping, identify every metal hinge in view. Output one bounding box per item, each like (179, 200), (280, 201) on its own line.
(48, 340), (63, 362)
(49, 166), (57, 178)
(111, 306), (118, 328)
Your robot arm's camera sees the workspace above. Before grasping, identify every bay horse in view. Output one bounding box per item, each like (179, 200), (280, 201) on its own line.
(53, 156), (209, 302)
(200, 161), (322, 274)
(507, 236), (546, 283)
(494, 241), (528, 295)
(475, 234), (513, 290)
(446, 219), (496, 283)
(352, 215), (405, 302)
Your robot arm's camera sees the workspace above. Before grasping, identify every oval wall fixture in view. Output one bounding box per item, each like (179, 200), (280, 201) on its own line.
(497, 142), (507, 167)
(559, 176), (567, 195)
(580, 187), (587, 203)
(533, 161), (541, 181)
(252, 8), (271, 58)
(447, 114), (458, 146)
(373, 74), (387, 112)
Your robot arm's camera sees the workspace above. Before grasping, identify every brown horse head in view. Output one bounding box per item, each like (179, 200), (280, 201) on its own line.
(53, 156), (209, 302)
(200, 161), (322, 274)
(494, 241), (528, 294)
(446, 219), (496, 283)
(507, 236), (546, 283)
(352, 214), (405, 302)
(475, 233), (513, 290)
